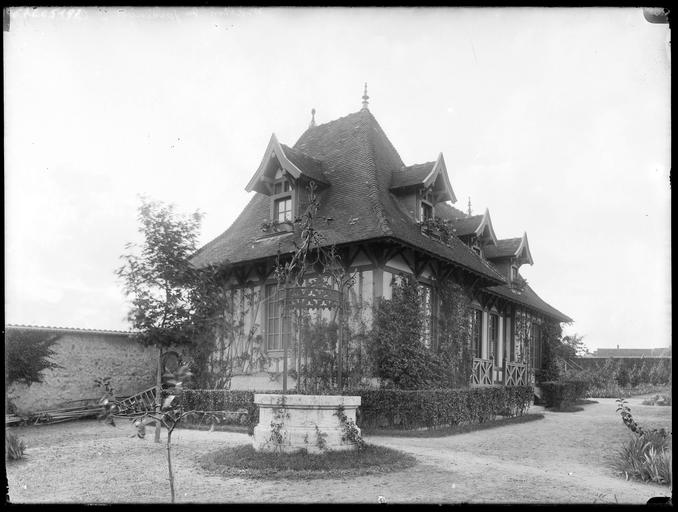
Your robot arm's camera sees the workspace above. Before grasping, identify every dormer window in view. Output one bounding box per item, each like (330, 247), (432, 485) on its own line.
(511, 265), (519, 281)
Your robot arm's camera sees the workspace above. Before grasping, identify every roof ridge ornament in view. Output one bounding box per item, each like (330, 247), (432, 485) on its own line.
(361, 83), (369, 110)
(310, 108), (316, 128)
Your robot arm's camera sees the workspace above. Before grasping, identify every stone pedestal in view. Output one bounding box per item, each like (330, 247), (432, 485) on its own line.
(252, 394), (361, 454)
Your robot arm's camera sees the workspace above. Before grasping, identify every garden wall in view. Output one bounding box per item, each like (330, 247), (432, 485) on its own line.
(6, 326), (158, 414)
(576, 357), (671, 371)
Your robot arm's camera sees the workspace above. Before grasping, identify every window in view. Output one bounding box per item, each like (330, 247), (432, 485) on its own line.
(417, 284), (433, 349)
(420, 201), (433, 221)
(470, 309), (482, 358)
(511, 265), (519, 281)
(488, 313), (499, 361)
(265, 284), (291, 351)
(274, 197), (292, 223)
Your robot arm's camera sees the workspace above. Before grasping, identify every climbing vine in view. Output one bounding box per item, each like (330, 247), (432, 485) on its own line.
(271, 181), (357, 392)
(268, 395), (290, 452)
(335, 404), (366, 450)
(369, 274), (474, 389)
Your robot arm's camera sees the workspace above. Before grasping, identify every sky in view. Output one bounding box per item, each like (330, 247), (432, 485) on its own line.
(4, 7), (670, 352)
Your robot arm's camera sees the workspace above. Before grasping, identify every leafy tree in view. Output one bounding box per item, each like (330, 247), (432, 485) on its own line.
(116, 197), (229, 440)
(116, 197), (203, 349)
(560, 333), (588, 358)
(5, 329), (62, 386)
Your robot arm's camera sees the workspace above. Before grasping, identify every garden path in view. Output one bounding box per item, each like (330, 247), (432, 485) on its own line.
(6, 396), (671, 504)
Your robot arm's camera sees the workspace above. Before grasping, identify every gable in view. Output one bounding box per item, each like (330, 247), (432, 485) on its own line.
(245, 134), (327, 195)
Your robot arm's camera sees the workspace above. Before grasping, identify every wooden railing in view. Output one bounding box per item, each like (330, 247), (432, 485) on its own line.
(562, 358), (583, 372)
(472, 357), (494, 386)
(115, 385), (158, 416)
(504, 361), (528, 386)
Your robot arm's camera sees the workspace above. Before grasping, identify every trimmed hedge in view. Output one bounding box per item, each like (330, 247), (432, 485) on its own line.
(539, 380), (588, 409)
(356, 386), (533, 430)
(178, 389), (293, 435)
(177, 386), (533, 434)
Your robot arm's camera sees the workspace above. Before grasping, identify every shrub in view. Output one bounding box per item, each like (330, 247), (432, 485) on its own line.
(5, 329), (62, 386)
(178, 386), (533, 433)
(615, 365), (630, 388)
(539, 380), (588, 409)
(614, 398), (672, 486)
(178, 389), (276, 435)
(368, 276), (439, 389)
(587, 383), (624, 398)
(355, 386), (533, 430)
(615, 434), (672, 486)
(5, 429), (26, 461)
(641, 394), (672, 406)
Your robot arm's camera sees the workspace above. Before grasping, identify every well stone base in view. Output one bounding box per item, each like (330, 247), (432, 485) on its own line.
(252, 394), (361, 454)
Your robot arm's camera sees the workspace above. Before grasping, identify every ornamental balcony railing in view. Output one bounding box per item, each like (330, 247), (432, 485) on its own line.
(472, 357), (494, 386)
(503, 360), (528, 386)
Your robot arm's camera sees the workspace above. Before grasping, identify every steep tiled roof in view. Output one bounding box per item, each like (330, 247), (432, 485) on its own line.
(390, 162), (435, 189)
(435, 202), (469, 222)
(484, 237), (522, 259)
(191, 109), (505, 283)
(279, 144), (326, 184)
(448, 214), (485, 237)
(485, 282), (572, 323)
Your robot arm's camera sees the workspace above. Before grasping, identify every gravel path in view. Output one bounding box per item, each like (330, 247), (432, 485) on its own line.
(6, 396), (672, 504)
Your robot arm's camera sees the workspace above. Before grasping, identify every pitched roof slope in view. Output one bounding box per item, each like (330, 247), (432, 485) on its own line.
(485, 281), (573, 323)
(279, 144), (326, 184)
(192, 110), (504, 283)
(484, 237), (522, 258)
(436, 202), (469, 222)
(390, 162), (435, 189)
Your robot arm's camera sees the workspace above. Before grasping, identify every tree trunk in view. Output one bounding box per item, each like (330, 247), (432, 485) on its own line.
(155, 346), (162, 443)
(166, 428), (175, 503)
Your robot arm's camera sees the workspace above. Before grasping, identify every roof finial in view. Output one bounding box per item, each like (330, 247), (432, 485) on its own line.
(467, 196), (472, 216)
(309, 108), (316, 128)
(361, 83), (369, 110)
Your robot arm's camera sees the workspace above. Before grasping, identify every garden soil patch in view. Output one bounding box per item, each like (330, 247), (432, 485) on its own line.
(6, 396), (672, 504)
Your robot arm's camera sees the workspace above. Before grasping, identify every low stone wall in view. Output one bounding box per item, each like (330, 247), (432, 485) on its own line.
(6, 327), (158, 414)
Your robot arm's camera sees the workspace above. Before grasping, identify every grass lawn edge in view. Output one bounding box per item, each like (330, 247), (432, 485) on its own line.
(198, 443), (418, 480)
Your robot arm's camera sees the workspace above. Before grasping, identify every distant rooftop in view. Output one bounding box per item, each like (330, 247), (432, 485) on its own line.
(6, 324), (134, 336)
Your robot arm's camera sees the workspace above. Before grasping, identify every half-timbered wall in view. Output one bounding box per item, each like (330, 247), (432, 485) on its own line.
(214, 240), (551, 389)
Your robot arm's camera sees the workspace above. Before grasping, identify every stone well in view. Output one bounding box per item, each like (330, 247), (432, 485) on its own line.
(252, 394), (361, 454)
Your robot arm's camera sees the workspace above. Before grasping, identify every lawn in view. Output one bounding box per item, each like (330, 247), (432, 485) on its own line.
(6, 395), (672, 504)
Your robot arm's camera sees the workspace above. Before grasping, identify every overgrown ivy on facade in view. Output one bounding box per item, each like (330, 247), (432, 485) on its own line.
(369, 274), (474, 389)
